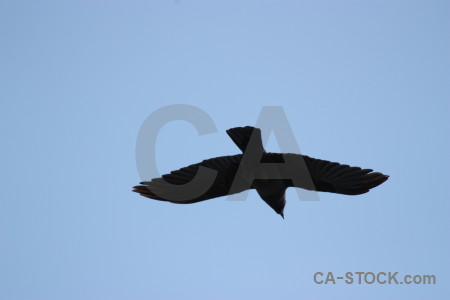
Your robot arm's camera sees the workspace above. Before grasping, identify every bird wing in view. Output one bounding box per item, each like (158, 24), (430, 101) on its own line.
(133, 154), (250, 203)
(283, 154), (389, 195)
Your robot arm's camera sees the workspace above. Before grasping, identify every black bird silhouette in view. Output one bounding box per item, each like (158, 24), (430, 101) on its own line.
(133, 126), (388, 218)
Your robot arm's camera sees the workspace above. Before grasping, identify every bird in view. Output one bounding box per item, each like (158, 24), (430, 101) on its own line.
(133, 126), (389, 218)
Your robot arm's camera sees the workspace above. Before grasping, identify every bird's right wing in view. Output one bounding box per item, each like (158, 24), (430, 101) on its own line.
(133, 154), (250, 203)
(284, 154), (389, 195)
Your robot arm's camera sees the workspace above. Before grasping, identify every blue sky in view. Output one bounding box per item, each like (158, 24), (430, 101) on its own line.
(1, 1), (449, 299)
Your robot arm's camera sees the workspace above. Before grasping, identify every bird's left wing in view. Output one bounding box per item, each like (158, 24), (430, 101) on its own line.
(133, 154), (250, 203)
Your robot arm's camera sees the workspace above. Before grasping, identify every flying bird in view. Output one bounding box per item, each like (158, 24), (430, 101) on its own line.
(133, 126), (388, 218)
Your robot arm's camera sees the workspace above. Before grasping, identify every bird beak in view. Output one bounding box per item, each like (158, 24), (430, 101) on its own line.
(280, 212), (284, 219)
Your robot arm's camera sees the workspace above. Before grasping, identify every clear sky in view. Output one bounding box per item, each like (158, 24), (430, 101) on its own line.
(1, 1), (449, 299)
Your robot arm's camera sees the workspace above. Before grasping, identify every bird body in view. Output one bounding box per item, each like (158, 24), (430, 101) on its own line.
(133, 126), (388, 218)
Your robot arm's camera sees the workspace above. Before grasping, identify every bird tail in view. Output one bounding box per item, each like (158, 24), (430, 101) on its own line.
(226, 126), (266, 154)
